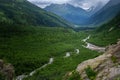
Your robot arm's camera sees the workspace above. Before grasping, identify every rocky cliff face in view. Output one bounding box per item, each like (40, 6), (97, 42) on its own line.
(75, 40), (120, 80)
(0, 60), (14, 80)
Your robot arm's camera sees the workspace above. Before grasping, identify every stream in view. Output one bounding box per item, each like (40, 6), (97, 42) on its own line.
(16, 58), (54, 80)
(82, 35), (105, 52)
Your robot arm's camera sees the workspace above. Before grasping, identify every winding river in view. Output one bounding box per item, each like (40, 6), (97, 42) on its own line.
(16, 35), (105, 80)
(16, 58), (54, 80)
(82, 35), (105, 52)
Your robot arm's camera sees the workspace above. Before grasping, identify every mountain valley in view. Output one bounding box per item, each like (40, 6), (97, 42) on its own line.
(0, 0), (120, 80)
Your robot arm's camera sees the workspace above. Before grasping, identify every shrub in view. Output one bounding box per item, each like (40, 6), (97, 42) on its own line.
(85, 66), (97, 80)
(111, 56), (117, 63)
(67, 71), (81, 80)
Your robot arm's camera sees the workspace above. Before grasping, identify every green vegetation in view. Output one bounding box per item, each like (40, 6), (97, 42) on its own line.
(111, 56), (118, 63)
(115, 77), (120, 80)
(0, 0), (101, 79)
(24, 47), (99, 80)
(0, 26), (78, 74)
(66, 71), (81, 80)
(0, 0), (72, 28)
(88, 13), (120, 46)
(85, 66), (97, 80)
(0, 24), (100, 77)
(0, 73), (5, 80)
(0, 24), (101, 80)
(0, 0), (120, 80)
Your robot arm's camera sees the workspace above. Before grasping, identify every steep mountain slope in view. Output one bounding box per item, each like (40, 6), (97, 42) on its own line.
(88, 12), (120, 46)
(44, 4), (92, 25)
(90, 0), (120, 25)
(100, 0), (120, 10)
(0, 0), (72, 27)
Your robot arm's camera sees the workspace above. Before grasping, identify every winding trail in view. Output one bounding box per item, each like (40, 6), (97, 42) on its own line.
(16, 58), (54, 80)
(82, 35), (105, 52)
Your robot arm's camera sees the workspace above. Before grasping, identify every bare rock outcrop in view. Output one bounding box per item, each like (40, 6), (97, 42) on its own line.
(76, 41), (120, 80)
(0, 60), (14, 80)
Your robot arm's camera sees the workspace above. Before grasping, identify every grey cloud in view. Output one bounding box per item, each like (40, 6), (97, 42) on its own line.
(27, 0), (110, 9)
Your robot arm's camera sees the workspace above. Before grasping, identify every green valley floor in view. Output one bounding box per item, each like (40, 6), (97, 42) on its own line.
(0, 26), (102, 80)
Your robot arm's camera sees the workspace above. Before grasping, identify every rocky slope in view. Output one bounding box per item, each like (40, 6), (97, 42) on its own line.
(0, 60), (14, 80)
(75, 40), (120, 80)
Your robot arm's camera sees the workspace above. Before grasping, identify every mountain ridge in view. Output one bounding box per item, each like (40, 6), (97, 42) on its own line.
(44, 3), (92, 25)
(89, 0), (120, 25)
(44, 0), (120, 26)
(0, 0), (72, 28)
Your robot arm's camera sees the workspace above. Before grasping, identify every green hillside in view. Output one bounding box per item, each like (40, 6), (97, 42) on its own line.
(0, 0), (72, 27)
(88, 13), (120, 46)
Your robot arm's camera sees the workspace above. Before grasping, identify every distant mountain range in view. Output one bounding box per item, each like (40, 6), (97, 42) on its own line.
(0, 0), (120, 28)
(45, 4), (93, 25)
(0, 0), (72, 28)
(89, 0), (120, 25)
(44, 0), (120, 26)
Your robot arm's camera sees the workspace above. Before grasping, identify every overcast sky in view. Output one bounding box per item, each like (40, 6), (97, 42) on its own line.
(27, 0), (110, 10)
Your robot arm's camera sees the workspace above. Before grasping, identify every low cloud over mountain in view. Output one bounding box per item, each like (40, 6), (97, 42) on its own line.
(27, 0), (110, 10)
